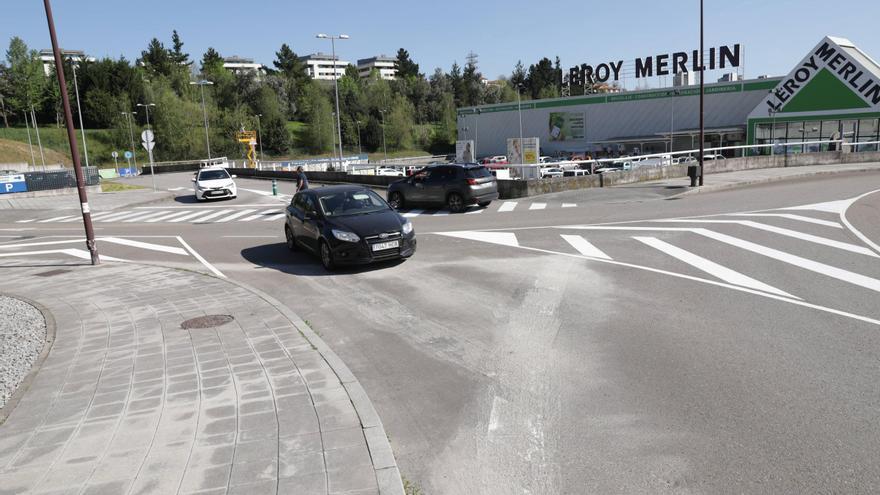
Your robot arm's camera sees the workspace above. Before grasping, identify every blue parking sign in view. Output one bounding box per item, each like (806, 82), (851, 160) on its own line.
(0, 174), (27, 194)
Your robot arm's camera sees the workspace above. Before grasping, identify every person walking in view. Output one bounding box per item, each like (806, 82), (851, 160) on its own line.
(296, 166), (309, 192)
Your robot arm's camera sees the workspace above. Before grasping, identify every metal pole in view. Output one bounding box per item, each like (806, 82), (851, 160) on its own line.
(140, 104), (156, 192)
(331, 38), (344, 170)
(474, 110), (480, 159)
(698, 0), (705, 186)
(124, 112), (138, 169)
(256, 114), (264, 163)
(113, 154), (118, 176)
(356, 120), (362, 154)
(72, 64), (89, 167)
(43, 0), (98, 264)
(199, 83), (211, 159)
(23, 111), (36, 168)
(517, 86), (524, 164)
(381, 110), (387, 161)
(31, 106), (46, 169)
(669, 93), (675, 153)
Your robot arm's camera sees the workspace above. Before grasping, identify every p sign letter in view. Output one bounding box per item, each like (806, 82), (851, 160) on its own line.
(0, 174), (28, 194)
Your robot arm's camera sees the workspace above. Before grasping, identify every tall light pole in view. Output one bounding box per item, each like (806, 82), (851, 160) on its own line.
(121, 111), (138, 169)
(698, 0), (705, 186)
(316, 33), (349, 170)
(355, 120), (362, 154)
(379, 109), (388, 161)
(668, 89), (680, 153)
(190, 80), (214, 159)
(474, 108), (481, 159)
(23, 111), (36, 168)
(255, 113), (264, 163)
(31, 105), (46, 169)
(43, 0), (98, 264)
(768, 107), (778, 156)
(137, 103), (156, 191)
(516, 84), (524, 164)
(72, 63), (89, 167)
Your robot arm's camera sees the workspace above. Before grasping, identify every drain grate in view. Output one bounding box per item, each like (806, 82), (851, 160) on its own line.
(181, 315), (235, 329)
(34, 269), (71, 277)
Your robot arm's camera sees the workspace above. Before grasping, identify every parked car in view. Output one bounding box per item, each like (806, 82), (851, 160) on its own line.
(386, 163), (498, 212)
(284, 185), (416, 270)
(192, 166), (237, 201)
(481, 155), (508, 165)
(703, 154), (727, 161)
(563, 169), (591, 177)
(672, 156), (697, 165)
(540, 167), (565, 178)
(376, 167), (405, 177)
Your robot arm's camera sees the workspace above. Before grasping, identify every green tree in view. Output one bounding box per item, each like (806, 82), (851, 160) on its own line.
(201, 47), (223, 72)
(5, 37), (46, 118)
(140, 38), (173, 76)
(394, 48), (420, 79)
(384, 95), (414, 150)
(170, 30), (189, 65)
(301, 84), (334, 153)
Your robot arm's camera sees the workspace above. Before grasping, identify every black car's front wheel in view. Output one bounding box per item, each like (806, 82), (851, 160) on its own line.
(284, 225), (297, 251)
(447, 192), (465, 213)
(388, 191), (404, 210)
(320, 240), (334, 271)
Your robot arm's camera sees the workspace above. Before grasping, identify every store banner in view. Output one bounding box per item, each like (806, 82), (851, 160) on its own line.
(456, 140), (476, 163)
(507, 137), (540, 164)
(549, 112), (585, 141)
(0, 174), (27, 194)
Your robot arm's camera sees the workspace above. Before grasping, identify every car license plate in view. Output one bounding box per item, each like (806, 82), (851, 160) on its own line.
(372, 240), (399, 251)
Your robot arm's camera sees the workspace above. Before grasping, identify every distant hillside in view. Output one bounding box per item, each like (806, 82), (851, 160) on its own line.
(0, 138), (71, 167)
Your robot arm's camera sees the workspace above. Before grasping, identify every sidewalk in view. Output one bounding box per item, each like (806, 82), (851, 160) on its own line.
(0, 261), (403, 495)
(0, 188), (173, 211)
(650, 161), (880, 197)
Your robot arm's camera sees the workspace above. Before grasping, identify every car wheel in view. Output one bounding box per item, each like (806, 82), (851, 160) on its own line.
(320, 240), (334, 271)
(478, 201), (491, 208)
(447, 192), (465, 213)
(284, 225), (297, 251)
(388, 191), (404, 210)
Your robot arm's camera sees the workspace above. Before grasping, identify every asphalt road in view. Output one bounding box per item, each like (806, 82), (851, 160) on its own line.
(3, 171), (880, 494)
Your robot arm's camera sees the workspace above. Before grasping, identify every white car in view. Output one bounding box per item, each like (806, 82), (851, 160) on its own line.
(376, 167), (405, 177)
(703, 154), (726, 161)
(192, 167), (237, 201)
(540, 167), (564, 178)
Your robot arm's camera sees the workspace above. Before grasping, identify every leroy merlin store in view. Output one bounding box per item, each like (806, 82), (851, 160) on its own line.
(457, 37), (880, 159)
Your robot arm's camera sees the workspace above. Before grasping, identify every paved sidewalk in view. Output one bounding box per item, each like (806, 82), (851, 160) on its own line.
(0, 261), (403, 495)
(648, 161), (880, 197)
(0, 188), (173, 211)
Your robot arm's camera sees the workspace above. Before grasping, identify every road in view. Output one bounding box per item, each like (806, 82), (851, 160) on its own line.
(3, 170), (880, 493)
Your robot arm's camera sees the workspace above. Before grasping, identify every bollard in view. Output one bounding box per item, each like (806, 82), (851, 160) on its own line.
(272, 179), (278, 196)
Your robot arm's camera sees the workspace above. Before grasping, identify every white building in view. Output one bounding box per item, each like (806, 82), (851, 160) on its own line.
(222, 56), (265, 77)
(39, 49), (95, 76)
(357, 55), (396, 80)
(299, 53), (350, 80)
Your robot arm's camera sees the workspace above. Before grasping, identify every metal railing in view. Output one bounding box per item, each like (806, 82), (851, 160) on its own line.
(23, 167), (100, 192)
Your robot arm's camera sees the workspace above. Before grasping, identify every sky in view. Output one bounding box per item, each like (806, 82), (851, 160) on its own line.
(3, 0), (879, 88)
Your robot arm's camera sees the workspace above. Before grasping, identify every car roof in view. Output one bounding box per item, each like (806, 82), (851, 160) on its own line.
(198, 166), (228, 172)
(304, 184), (370, 196)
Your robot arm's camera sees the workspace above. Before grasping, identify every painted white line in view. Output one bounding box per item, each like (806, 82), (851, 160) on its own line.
(694, 228), (880, 293)
(222, 235), (281, 238)
(176, 236), (225, 278)
(238, 187), (276, 197)
(215, 209), (257, 223)
(436, 231), (519, 247)
(0, 248), (125, 262)
(135, 204), (281, 209)
(62, 211), (113, 222)
(262, 213), (285, 222)
(488, 395), (507, 434)
(101, 237), (188, 256)
(723, 213), (843, 228)
(560, 235), (612, 260)
(240, 209), (281, 222)
(402, 209), (424, 218)
(433, 210), (450, 217)
(96, 210), (155, 222)
(15, 219), (36, 223)
(841, 188), (880, 256)
(0, 239), (84, 249)
(562, 203), (577, 208)
(168, 210), (215, 223)
(192, 210), (232, 223)
(167, 187), (187, 191)
(121, 210), (177, 223)
(529, 203), (547, 210)
(143, 210), (196, 223)
(38, 215), (77, 223)
(652, 219), (877, 257)
(498, 202), (517, 212)
(634, 236), (797, 298)
(782, 200), (852, 214)
(465, 208), (485, 215)
(426, 232), (880, 327)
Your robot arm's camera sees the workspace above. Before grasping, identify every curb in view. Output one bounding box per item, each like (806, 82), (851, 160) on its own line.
(0, 293), (57, 425)
(666, 165), (880, 199)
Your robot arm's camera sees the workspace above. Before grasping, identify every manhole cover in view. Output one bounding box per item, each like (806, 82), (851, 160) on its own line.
(34, 269), (71, 277)
(181, 315), (234, 329)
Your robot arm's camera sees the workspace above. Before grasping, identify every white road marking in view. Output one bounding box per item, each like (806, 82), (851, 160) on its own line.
(192, 210), (232, 222)
(652, 219), (877, 257)
(723, 213), (843, 228)
(176, 236), (225, 278)
(529, 203), (547, 210)
(402, 209), (424, 218)
(38, 215), (76, 223)
(15, 219), (36, 223)
(437, 231), (519, 247)
(488, 395), (507, 434)
(262, 213), (286, 221)
(135, 204), (282, 209)
(0, 239), (84, 249)
(240, 209), (281, 222)
(560, 235), (612, 260)
(562, 203), (577, 208)
(433, 210), (450, 216)
(465, 208), (485, 215)
(498, 202), (517, 212)
(0, 248), (125, 262)
(782, 200), (852, 214)
(120, 210), (176, 223)
(634, 236), (797, 298)
(143, 211), (195, 223)
(840, 188), (880, 256)
(101, 237), (188, 256)
(694, 228), (880, 293)
(98, 210), (159, 222)
(215, 209), (257, 222)
(168, 210), (215, 223)
(238, 187), (274, 196)
(167, 187), (188, 191)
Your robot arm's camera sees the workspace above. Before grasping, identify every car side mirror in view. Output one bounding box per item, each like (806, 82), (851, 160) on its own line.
(191, 178), (196, 182)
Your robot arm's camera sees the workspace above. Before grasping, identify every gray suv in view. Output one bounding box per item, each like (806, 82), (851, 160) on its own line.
(386, 164), (499, 212)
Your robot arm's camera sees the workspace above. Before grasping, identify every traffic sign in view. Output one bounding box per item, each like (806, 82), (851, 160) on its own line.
(111, 151), (119, 158)
(142, 140), (155, 151)
(141, 130), (154, 142)
(124, 151), (133, 159)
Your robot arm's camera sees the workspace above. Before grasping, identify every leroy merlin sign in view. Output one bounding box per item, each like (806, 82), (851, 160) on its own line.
(758, 36), (880, 116)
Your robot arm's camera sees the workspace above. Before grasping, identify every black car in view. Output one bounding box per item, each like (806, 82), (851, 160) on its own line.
(284, 185), (416, 270)
(386, 163), (499, 212)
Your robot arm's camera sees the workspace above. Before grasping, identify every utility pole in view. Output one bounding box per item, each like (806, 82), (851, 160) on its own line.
(31, 106), (46, 169)
(72, 63), (90, 167)
(42, 0), (99, 264)
(255, 113), (264, 163)
(190, 80), (213, 159)
(698, 0), (705, 186)
(23, 111), (36, 168)
(121, 111), (138, 169)
(316, 33), (349, 171)
(137, 103), (156, 191)
(516, 84), (524, 165)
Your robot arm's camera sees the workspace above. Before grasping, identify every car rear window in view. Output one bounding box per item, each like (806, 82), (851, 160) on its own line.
(465, 167), (492, 179)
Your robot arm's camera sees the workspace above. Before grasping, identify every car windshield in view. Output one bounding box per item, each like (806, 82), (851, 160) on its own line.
(318, 189), (389, 217)
(199, 169), (230, 180)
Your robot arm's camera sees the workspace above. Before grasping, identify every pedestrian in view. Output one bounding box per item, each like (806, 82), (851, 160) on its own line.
(296, 166), (309, 192)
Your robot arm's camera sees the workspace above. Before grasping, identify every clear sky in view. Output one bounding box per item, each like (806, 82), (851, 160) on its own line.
(3, 0), (879, 86)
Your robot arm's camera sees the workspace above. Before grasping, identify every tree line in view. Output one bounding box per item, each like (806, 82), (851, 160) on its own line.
(0, 32), (588, 162)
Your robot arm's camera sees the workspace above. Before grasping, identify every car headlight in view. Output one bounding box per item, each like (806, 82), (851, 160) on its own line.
(332, 229), (360, 243)
(197, 186), (208, 191)
(401, 221), (413, 235)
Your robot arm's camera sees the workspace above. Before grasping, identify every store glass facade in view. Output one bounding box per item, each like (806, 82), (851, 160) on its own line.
(754, 117), (880, 154)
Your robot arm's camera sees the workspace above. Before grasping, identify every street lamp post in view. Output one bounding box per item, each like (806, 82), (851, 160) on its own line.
(190, 80), (214, 159)
(474, 108), (481, 160)
(255, 113), (264, 164)
(316, 33), (349, 171)
(698, 0), (705, 186)
(355, 120), (362, 155)
(72, 63), (90, 167)
(768, 107), (778, 156)
(121, 111), (138, 169)
(516, 84), (524, 165)
(42, 0), (98, 264)
(668, 89), (680, 153)
(379, 109), (388, 162)
(136, 103), (156, 191)
(23, 111), (36, 168)
(31, 105), (46, 169)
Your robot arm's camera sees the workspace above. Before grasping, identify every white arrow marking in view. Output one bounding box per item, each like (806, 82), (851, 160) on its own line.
(101, 237), (188, 256)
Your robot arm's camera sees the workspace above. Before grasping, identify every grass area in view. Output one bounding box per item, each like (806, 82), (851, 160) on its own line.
(0, 126), (120, 168)
(0, 137), (72, 166)
(282, 121), (438, 162)
(100, 181), (147, 192)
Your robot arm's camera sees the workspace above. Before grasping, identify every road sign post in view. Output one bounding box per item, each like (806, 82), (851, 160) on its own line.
(141, 129), (156, 192)
(111, 150), (119, 176)
(123, 150), (133, 177)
